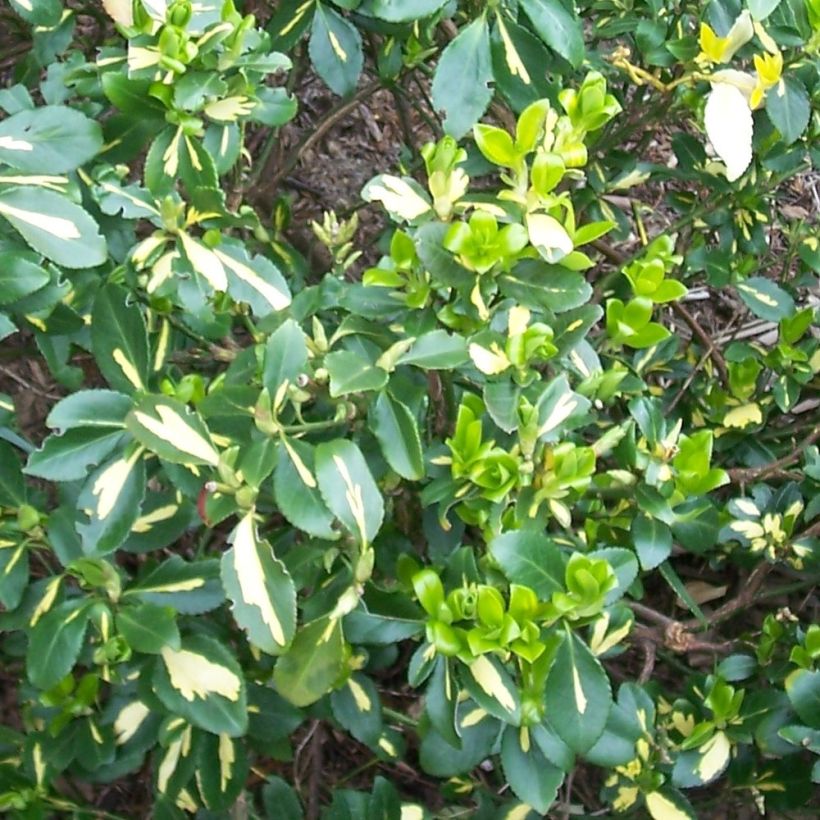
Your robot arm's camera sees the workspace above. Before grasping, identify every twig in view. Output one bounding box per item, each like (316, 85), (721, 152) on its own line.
(269, 80), (384, 193)
(728, 425), (820, 485)
(638, 639), (656, 684)
(685, 561), (773, 630)
(670, 301), (729, 386)
(0, 364), (63, 400)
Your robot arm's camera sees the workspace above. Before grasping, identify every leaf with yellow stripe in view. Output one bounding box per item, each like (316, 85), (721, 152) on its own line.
(215, 240), (292, 318)
(331, 672), (383, 746)
(273, 616), (346, 707)
(90, 284), (150, 394)
(0, 105), (102, 173)
(309, 2), (363, 97)
(645, 789), (696, 820)
(26, 599), (92, 689)
(315, 439), (384, 545)
(220, 511), (296, 655)
(500, 724), (564, 814)
(0, 536), (29, 610)
(545, 628), (612, 753)
(672, 730), (732, 787)
(76, 444), (146, 556)
(196, 732), (249, 812)
(463, 654), (521, 724)
(127, 395), (221, 467)
(0, 186), (106, 269)
(153, 636), (248, 736)
(125, 555), (224, 614)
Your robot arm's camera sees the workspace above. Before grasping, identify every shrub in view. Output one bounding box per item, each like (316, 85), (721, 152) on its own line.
(0, 0), (818, 817)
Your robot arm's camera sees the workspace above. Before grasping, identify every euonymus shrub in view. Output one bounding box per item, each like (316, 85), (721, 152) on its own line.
(0, 0), (819, 818)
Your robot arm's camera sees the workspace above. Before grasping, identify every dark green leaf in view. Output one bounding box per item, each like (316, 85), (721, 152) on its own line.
(431, 16), (493, 138)
(0, 105), (102, 173)
(0, 187), (107, 269)
(116, 603), (180, 654)
(490, 530), (565, 597)
(501, 724), (564, 813)
(519, 0), (585, 67)
(273, 617), (346, 707)
(27, 600), (90, 690)
(309, 3), (364, 97)
(152, 635), (248, 736)
(315, 439), (384, 544)
(221, 512), (297, 655)
(735, 277), (795, 322)
(371, 392), (424, 480)
(545, 629), (612, 753)
(766, 76), (810, 145)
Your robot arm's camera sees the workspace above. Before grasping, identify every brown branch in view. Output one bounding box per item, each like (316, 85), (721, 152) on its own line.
(728, 425), (820, 485)
(268, 79), (384, 193)
(671, 301), (729, 386)
(685, 561), (773, 630)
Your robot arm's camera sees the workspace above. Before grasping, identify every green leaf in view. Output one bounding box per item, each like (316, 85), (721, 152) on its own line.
(116, 602), (180, 654)
(46, 390), (133, 431)
(262, 776), (304, 820)
(519, 0), (585, 67)
(221, 512), (297, 655)
(274, 438), (339, 540)
(371, 392), (424, 480)
(735, 277), (795, 322)
(263, 318), (309, 394)
(0, 440), (27, 506)
(786, 669), (820, 728)
(535, 374), (590, 441)
(419, 700), (499, 777)
(357, 0), (447, 22)
(153, 635), (248, 736)
(315, 439), (384, 544)
(545, 629), (612, 753)
(216, 241), (292, 318)
(397, 330), (469, 369)
(27, 599), (91, 690)
(326, 350), (388, 397)
(0, 313), (15, 341)
(126, 396), (220, 467)
(0, 251), (49, 304)
(330, 672), (383, 746)
(0, 105), (102, 173)
(101, 74), (165, 118)
(91, 284), (150, 394)
(77, 446), (146, 556)
(499, 260), (591, 313)
(126, 556), (224, 615)
(309, 2), (364, 97)
(490, 530), (565, 598)
(463, 654), (521, 724)
(425, 656), (461, 749)
(273, 616), (346, 707)
(766, 76), (810, 145)
(0, 540), (29, 610)
(500, 725), (564, 814)
(0, 187), (107, 269)
(197, 732), (249, 812)
(24, 428), (126, 481)
(632, 514), (673, 570)
(659, 560), (707, 626)
(672, 731), (732, 787)
(590, 547), (637, 604)
(431, 16), (493, 138)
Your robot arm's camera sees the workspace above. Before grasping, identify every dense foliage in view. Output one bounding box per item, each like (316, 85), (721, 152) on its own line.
(0, 0), (819, 817)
